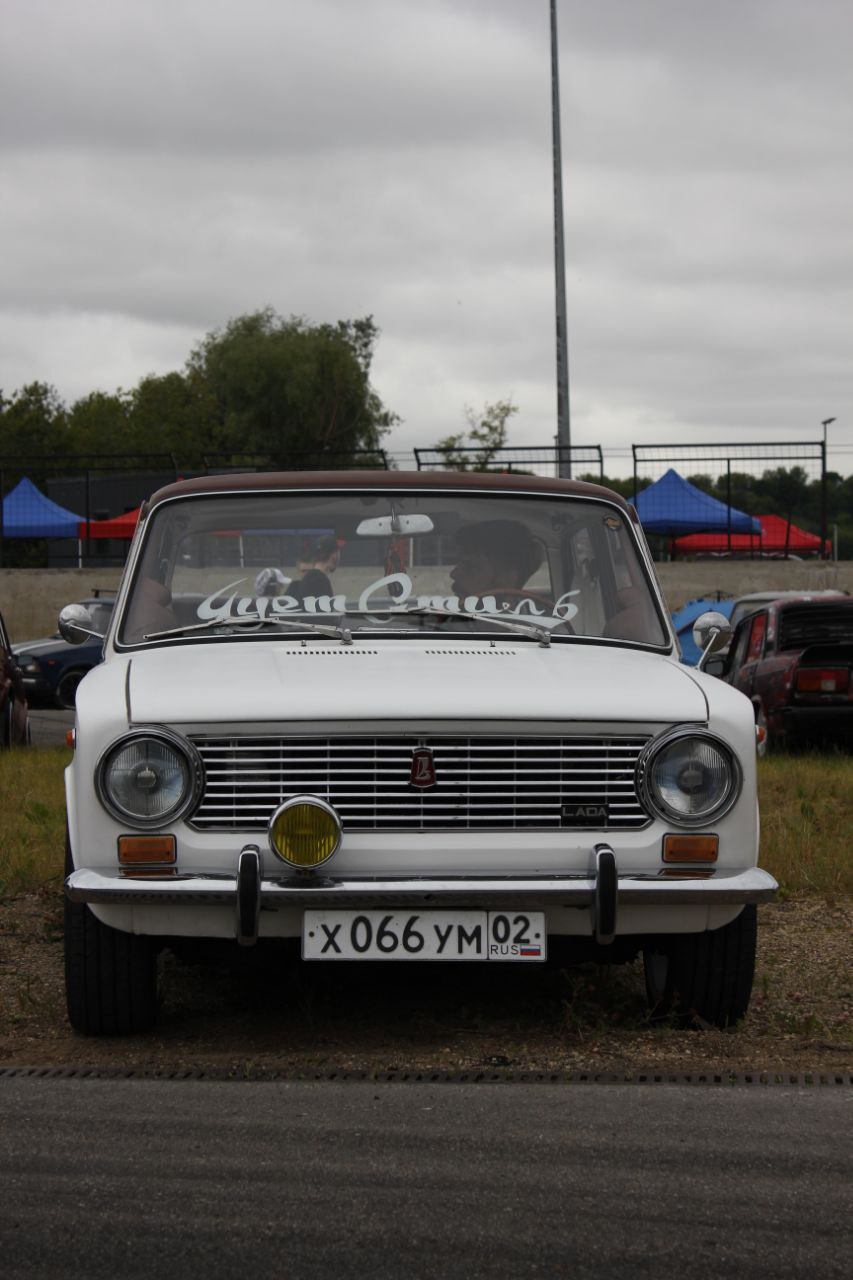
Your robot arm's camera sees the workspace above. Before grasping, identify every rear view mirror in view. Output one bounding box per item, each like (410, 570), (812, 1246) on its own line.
(693, 611), (731, 669)
(356, 514), (435, 537)
(58, 603), (104, 645)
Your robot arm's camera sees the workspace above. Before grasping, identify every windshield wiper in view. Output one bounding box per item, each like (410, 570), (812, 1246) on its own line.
(143, 613), (353, 644)
(374, 605), (554, 648)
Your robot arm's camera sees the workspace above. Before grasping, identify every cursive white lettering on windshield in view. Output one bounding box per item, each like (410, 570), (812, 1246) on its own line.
(196, 574), (583, 626)
(301, 594), (347, 614)
(197, 578), (248, 621)
(357, 573), (413, 613)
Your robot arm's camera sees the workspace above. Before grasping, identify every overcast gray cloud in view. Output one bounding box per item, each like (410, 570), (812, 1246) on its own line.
(2, 0), (851, 474)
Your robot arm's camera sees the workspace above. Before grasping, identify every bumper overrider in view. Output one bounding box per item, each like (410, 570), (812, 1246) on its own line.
(65, 844), (779, 948)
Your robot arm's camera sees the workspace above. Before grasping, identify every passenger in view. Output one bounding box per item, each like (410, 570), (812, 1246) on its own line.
(295, 536), (342, 600)
(254, 567), (291, 597)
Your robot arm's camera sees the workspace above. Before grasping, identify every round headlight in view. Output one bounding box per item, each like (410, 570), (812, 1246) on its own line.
(269, 795), (341, 870)
(97, 732), (200, 827)
(641, 732), (740, 825)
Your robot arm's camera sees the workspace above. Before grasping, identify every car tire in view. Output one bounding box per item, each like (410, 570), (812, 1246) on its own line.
(2, 700), (12, 749)
(56, 668), (87, 709)
(64, 834), (158, 1034)
(642, 905), (757, 1029)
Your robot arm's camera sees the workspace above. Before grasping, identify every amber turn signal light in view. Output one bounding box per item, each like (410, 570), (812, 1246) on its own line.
(662, 834), (718, 863)
(118, 835), (177, 865)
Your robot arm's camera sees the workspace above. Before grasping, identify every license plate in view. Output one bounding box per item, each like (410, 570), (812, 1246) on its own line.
(302, 909), (546, 961)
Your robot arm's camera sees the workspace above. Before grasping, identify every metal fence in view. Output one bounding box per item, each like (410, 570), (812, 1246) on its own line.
(202, 450), (390, 473)
(413, 445), (603, 477)
(0, 455), (179, 568)
(632, 441), (828, 559)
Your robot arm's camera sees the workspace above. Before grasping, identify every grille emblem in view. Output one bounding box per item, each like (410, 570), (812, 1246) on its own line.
(409, 746), (437, 789)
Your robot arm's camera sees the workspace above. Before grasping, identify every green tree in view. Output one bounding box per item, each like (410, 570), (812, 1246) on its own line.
(185, 308), (396, 465)
(0, 382), (67, 459)
(66, 391), (129, 456)
(125, 371), (218, 463)
(434, 398), (518, 471)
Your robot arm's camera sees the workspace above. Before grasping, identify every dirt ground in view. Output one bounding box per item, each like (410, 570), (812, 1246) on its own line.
(1, 889), (849, 1075)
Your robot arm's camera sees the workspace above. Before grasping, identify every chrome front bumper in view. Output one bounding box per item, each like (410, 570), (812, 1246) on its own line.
(65, 844), (778, 947)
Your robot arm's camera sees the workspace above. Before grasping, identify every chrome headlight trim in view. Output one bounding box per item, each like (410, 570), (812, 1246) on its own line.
(637, 729), (742, 827)
(95, 728), (204, 829)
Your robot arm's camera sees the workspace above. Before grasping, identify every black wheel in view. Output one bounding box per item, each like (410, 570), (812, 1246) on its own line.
(1, 700), (12, 749)
(643, 905), (757, 1029)
(64, 835), (158, 1034)
(56, 668), (87, 709)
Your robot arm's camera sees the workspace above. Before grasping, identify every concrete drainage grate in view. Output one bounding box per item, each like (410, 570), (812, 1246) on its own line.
(0, 1066), (850, 1086)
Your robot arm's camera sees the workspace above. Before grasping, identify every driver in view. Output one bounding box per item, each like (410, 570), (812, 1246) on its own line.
(450, 520), (545, 604)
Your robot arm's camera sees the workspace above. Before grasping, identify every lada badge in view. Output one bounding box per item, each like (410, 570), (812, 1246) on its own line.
(409, 746), (437, 790)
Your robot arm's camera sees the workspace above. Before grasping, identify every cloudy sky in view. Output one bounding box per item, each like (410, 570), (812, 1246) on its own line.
(2, 0), (851, 476)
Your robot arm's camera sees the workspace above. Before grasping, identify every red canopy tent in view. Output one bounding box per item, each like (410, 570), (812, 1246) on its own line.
(78, 508), (141, 539)
(674, 514), (828, 557)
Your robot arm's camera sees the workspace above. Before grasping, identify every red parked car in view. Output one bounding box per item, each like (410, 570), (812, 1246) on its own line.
(706, 595), (853, 752)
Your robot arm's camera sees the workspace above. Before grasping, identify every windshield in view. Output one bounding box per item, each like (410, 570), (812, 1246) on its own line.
(117, 489), (669, 648)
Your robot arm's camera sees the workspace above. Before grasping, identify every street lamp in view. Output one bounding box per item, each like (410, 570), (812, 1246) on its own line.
(820, 418), (835, 562)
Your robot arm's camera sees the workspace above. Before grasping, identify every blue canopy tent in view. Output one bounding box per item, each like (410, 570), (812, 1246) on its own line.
(633, 469), (760, 537)
(2, 476), (83, 538)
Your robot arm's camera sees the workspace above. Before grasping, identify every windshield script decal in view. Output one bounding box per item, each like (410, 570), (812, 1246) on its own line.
(197, 575), (580, 628)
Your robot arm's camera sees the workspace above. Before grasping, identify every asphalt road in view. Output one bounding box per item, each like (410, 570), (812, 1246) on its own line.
(0, 1078), (849, 1279)
(26, 707), (73, 748)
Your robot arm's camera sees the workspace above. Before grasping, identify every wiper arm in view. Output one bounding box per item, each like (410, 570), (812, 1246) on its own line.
(143, 613), (353, 644)
(397, 605), (552, 648)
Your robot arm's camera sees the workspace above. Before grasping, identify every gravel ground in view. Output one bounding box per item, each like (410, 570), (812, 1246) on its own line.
(0, 891), (849, 1074)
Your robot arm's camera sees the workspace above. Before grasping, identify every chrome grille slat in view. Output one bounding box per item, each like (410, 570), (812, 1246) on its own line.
(188, 735), (651, 832)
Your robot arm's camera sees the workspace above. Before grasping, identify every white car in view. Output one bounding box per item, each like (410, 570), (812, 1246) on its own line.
(61, 470), (777, 1034)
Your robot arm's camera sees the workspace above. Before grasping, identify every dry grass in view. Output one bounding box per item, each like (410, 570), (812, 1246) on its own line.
(757, 753), (852, 899)
(0, 747), (68, 898)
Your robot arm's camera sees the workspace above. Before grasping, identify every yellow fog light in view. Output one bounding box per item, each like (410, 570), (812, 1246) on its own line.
(268, 795), (342, 870)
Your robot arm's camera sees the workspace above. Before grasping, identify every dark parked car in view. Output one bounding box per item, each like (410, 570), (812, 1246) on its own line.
(706, 595), (853, 752)
(1, 609), (29, 746)
(13, 596), (114, 709)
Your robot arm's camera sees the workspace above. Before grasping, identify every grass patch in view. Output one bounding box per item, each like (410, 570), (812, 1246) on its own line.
(0, 748), (69, 898)
(758, 753), (852, 899)
(0, 746), (849, 900)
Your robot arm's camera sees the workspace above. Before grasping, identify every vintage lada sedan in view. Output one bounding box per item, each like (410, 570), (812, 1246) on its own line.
(61, 470), (777, 1034)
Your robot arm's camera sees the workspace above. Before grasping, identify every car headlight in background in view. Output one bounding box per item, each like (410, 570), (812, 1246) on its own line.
(97, 731), (202, 827)
(639, 731), (741, 825)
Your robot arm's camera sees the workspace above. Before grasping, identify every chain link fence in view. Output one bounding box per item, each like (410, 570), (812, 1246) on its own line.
(632, 441), (828, 559)
(413, 445), (603, 477)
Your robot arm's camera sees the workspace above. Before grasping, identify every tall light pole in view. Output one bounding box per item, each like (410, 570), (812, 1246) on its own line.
(821, 417), (836, 449)
(820, 418), (835, 561)
(550, 0), (571, 478)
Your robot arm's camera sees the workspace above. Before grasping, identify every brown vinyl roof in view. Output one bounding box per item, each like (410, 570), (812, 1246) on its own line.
(144, 469), (637, 519)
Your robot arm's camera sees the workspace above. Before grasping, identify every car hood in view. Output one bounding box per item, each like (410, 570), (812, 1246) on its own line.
(12, 636), (65, 656)
(124, 640), (708, 726)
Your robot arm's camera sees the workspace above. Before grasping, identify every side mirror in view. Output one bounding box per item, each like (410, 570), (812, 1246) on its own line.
(58, 603), (104, 645)
(693, 611), (731, 669)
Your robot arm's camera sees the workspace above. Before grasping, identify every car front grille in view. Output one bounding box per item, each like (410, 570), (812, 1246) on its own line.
(187, 735), (651, 832)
